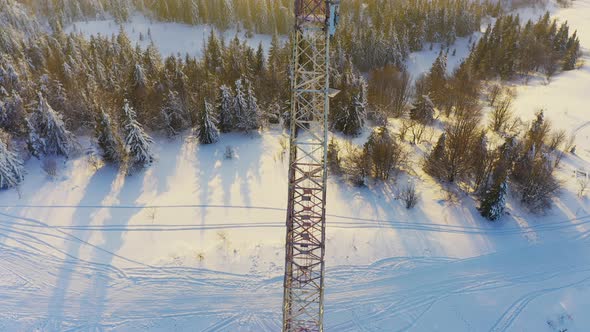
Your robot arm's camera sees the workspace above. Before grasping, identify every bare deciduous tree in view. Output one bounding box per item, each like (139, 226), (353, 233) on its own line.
(490, 95), (513, 132)
(368, 65), (412, 117)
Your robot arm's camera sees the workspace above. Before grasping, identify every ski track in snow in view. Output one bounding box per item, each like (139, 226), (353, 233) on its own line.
(3, 226), (590, 331)
(2, 206), (590, 330)
(1, 205), (590, 236)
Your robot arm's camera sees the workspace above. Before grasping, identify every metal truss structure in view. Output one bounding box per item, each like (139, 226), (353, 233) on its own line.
(283, 1), (339, 331)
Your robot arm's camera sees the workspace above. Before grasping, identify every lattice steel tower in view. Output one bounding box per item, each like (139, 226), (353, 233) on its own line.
(283, 1), (340, 331)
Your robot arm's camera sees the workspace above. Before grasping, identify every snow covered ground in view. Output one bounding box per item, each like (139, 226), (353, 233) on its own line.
(1, 2), (589, 331)
(509, 1), (590, 164)
(64, 14), (278, 59)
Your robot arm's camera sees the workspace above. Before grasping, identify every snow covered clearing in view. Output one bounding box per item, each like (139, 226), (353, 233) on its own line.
(1, 126), (589, 330)
(508, 0), (590, 163)
(1, 1), (589, 331)
(64, 14), (278, 59)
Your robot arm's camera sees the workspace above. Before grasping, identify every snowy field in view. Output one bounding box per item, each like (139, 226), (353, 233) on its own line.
(65, 14), (278, 58)
(1, 2), (589, 331)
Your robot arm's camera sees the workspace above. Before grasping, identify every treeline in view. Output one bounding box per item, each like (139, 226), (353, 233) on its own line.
(19, 0), (502, 72)
(0, 1), (297, 181)
(19, 0), (292, 34)
(468, 12), (582, 79)
(336, 0), (501, 70)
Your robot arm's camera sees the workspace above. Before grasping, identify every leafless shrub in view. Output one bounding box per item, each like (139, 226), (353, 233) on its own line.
(410, 121), (427, 145)
(400, 182), (419, 209)
(490, 96), (513, 132)
(364, 127), (408, 180)
(488, 84), (502, 106)
(512, 153), (561, 213)
(548, 130), (566, 152)
(342, 142), (369, 187)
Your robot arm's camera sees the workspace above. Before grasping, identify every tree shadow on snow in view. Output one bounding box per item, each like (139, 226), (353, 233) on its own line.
(45, 165), (121, 330)
(77, 168), (150, 330)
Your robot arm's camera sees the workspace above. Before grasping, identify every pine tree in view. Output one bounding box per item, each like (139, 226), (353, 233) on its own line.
(160, 90), (189, 136)
(197, 100), (220, 144)
(0, 136), (24, 190)
(0, 91), (26, 136)
(27, 93), (78, 158)
(234, 78), (259, 132)
(244, 80), (261, 130)
(562, 32), (580, 70)
(122, 100), (154, 171)
(204, 29), (223, 73)
(332, 67), (367, 136)
(424, 133), (447, 180)
(427, 52), (448, 107)
(95, 110), (124, 164)
(479, 180), (507, 221)
(410, 95), (435, 125)
(217, 84), (235, 133)
(470, 131), (491, 193)
(333, 102), (366, 136)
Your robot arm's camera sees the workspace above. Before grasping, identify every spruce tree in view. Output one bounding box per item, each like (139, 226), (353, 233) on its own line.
(0, 91), (26, 136)
(160, 90), (188, 136)
(410, 95), (435, 125)
(427, 52), (448, 107)
(122, 100), (154, 171)
(197, 100), (220, 144)
(217, 84), (235, 133)
(0, 136), (24, 190)
(562, 33), (580, 70)
(479, 180), (507, 221)
(95, 110), (124, 164)
(204, 29), (223, 73)
(333, 102), (365, 137)
(27, 93), (78, 158)
(234, 78), (259, 132)
(424, 133), (447, 180)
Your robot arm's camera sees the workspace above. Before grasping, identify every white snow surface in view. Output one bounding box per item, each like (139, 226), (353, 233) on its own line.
(508, 1), (590, 163)
(1, 2), (589, 331)
(64, 14), (277, 59)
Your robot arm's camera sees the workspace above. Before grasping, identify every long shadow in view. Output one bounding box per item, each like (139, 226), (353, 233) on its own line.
(218, 133), (264, 210)
(196, 141), (221, 243)
(235, 133), (265, 208)
(46, 165), (120, 330)
(79, 169), (148, 330)
(151, 135), (186, 196)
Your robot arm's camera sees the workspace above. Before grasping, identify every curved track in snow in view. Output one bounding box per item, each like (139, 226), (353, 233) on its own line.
(1, 205), (590, 331)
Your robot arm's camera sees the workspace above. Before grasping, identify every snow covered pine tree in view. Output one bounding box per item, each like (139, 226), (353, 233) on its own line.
(217, 84), (234, 133)
(197, 100), (220, 144)
(95, 110), (124, 164)
(122, 100), (154, 172)
(479, 180), (507, 221)
(234, 78), (260, 132)
(27, 92), (78, 158)
(0, 136), (24, 190)
(410, 95), (435, 125)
